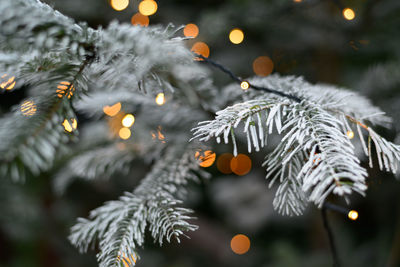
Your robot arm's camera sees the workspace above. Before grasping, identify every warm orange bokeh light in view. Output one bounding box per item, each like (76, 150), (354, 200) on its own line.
(253, 56), (274, 76)
(122, 114), (135, 128)
(131, 13), (149, 26)
(63, 118), (78, 132)
(195, 150), (216, 167)
(229, 28), (244, 44)
(118, 252), (137, 267)
(110, 0), (129, 11)
(103, 102), (122, 117)
(231, 234), (251, 255)
(348, 210), (359, 221)
(217, 153), (234, 174)
(56, 81), (75, 99)
(231, 154), (252, 176)
(343, 8), (355, 20)
(119, 127), (131, 140)
(138, 0), (158, 16)
(191, 42), (210, 60)
(240, 81), (250, 90)
(184, 23), (199, 38)
(0, 75), (16, 90)
(20, 100), (37, 116)
(346, 130), (355, 139)
(293, 0), (302, 2)
(155, 92), (165, 106)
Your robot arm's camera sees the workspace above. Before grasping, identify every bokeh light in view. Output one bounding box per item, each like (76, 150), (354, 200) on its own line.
(217, 153), (234, 174)
(122, 114), (135, 128)
(20, 100), (37, 116)
(138, 0), (158, 16)
(103, 102), (122, 117)
(131, 13), (149, 26)
(110, 0), (129, 11)
(343, 8), (355, 20)
(229, 28), (244, 44)
(63, 118), (77, 132)
(348, 210), (359, 221)
(231, 154), (252, 175)
(0, 74), (16, 90)
(155, 92), (165, 106)
(184, 23), (199, 38)
(191, 42), (210, 60)
(346, 130), (354, 139)
(240, 81), (250, 90)
(253, 56), (274, 76)
(56, 81), (75, 99)
(230, 234), (251, 255)
(195, 150), (216, 167)
(119, 127), (131, 140)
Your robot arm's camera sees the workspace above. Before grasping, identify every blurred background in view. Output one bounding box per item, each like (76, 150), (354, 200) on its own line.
(1, 0), (400, 266)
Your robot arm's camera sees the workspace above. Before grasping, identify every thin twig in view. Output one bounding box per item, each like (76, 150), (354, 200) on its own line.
(322, 205), (341, 267)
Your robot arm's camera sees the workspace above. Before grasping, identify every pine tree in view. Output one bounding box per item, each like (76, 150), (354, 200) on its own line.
(1, 0), (400, 266)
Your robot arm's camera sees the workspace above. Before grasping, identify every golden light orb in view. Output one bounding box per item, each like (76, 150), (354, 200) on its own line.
(103, 102), (122, 117)
(343, 8), (355, 20)
(63, 118), (77, 132)
(191, 42), (210, 60)
(131, 12), (149, 26)
(230, 154), (252, 176)
(138, 0), (158, 16)
(56, 81), (75, 99)
(240, 81), (250, 90)
(183, 23), (199, 38)
(229, 28), (244, 44)
(217, 153), (234, 174)
(0, 75), (16, 90)
(253, 56), (274, 76)
(155, 92), (166, 106)
(119, 127), (131, 140)
(230, 234), (251, 255)
(20, 100), (37, 116)
(346, 130), (355, 139)
(110, 0), (129, 11)
(122, 114), (135, 128)
(195, 150), (216, 168)
(348, 210), (359, 221)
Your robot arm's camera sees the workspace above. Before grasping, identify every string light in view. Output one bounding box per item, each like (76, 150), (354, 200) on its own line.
(138, 0), (157, 16)
(217, 153), (234, 174)
(230, 234), (251, 255)
(20, 100), (37, 116)
(347, 130), (354, 139)
(119, 127), (131, 140)
(122, 114), (135, 127)
(191, 42), (210, 60)
(293, 0), (302, 2)
(240, 81), (250, 90)
(0, 74), (16, 90)
(348, 210), (358, 221)
(343, 8), (355, 20)
(229, 28), (244, 44)
(195, 150), (216, 167)
(155, 92), (165, 106)
(103, 102), (122, 117)
(183, 23), (199, 38)
(131, 13), (149, 26)
(253, 56), (274, 76)
(117, 252), (137, 267)
(110, 0), (129, 11)
(230, 154), (252, 175)
(63, 118), (77, 132)
(56, 81), (75, 99)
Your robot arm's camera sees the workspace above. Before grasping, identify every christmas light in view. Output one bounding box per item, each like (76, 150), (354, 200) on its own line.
(103, 102), (122, 117)
(20, 100), (37, 116)
(253, 56), (274, 76)
(217, 153), (234, 174)
(56, 81), (75, 98)
(347, 130), (355, 139)
(230, 154), (252, 176)
(229, 28), (244, 44)
(0, 74), (16, 90)
(110, 0), (129, 11)
(343, 8), (355, 20)
(122, 114), (135, 127)
(131, 13), (149, 26)
(230, 234), (251, 255)
(191, 42), (210, 60)
(183, 23), (199, 38)
(240, 81), (250, 90)
(63, 118), (77, 132)
(138, 0), (157, 16)
(348, 210), (358, 220)
(119, 127), (131, 140)
(195, 150), (216, 167)
(155, 92), (165, 106)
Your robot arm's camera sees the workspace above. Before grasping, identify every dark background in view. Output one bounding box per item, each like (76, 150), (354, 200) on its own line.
(1, 0), (400, 266)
